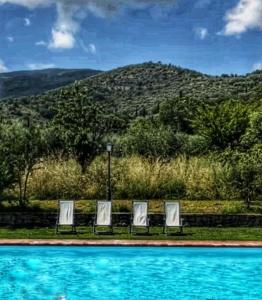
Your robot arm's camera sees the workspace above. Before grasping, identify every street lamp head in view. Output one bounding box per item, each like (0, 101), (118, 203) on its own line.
(106, 143), (112, 152)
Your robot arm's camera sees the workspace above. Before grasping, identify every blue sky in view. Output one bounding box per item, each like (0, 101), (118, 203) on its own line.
(0, 0), (262, 75)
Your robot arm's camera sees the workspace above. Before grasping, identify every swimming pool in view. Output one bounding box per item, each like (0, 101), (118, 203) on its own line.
(0, 246), (261, 300)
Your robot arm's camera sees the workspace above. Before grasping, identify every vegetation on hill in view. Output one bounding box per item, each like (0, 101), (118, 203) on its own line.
(0, 68), (101, 100)
(0, 62), (261, 209)
(1, 62), (262, 120)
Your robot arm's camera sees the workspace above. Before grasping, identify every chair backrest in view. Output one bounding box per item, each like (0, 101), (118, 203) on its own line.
(58, 200), (74, 225)
(165, 201), (181, 227)
(133, 201), (148, 226)
(96, 201), (112, 226)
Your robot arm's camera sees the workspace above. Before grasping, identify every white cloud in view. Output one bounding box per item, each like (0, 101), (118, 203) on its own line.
(223, 0), (262, 36)
(252, 62), (262, 71)
(35, 40), (47, 46)
(7, 36), (14, 42)
(89, 43), (96, 54)
(27, 63), (56, 70)
(49, 29), (75, 49)
(24, 17), (31, 26)
(0, 0), (178, 49)
(194, 27), (208, 40)
(0, 59), (8, 73)
(0, 0), (52, 9)
(81, 41), (97, 54)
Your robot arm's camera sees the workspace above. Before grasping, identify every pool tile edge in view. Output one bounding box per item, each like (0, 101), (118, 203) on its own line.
(0, 240), (262, 247)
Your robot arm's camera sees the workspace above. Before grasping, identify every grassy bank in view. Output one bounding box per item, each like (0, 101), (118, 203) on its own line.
(1, 227), (262, 240)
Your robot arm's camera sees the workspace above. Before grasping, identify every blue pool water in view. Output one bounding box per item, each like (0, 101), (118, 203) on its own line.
(0, 247), (262, 300)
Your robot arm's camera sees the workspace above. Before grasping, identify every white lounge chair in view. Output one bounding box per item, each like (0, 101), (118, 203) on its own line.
(94, 201), (113, 234)
(56, 200), (76, 233)
(164, 201), (183, 235)
(130, 201), (149, 234)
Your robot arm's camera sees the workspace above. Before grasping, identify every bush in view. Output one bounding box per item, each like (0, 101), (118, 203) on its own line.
(176, 133), (210, 156)
(0, 161), (15, 200)
(241, 108), (262, 148)
(222, 148), (262, 208)
(119, 118), (177, 158)
(192, 100), (249, 150)
(158, 97), (195, 133)
(0, 120), (47, 205)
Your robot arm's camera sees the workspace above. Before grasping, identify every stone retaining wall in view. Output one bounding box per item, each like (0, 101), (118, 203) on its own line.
(0, 212), (262, 227)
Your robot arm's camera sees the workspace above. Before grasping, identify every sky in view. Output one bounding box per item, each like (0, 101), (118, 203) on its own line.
(0, 0), (262, 75)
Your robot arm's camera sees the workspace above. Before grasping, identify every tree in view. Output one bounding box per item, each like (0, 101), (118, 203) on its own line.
(222, 148), (262, 209)
(192, 100), (249, 150)
(0, 120), (46, 205)
(176, 133), (210, 156)
(0, 117), (16, 198)
(0, 159), (15, 200)
(158, 97), (196, 133)
(53, 83), (119, 172)
(119, 118), (176, 159)
(241, 107), (262, 148)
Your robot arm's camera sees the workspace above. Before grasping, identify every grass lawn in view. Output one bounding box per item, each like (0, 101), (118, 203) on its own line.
(1, 199), (261, 241)
(0, 227), (262, 240)
(1, 199), (261, 214)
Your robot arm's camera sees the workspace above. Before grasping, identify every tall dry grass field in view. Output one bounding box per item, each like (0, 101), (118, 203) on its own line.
(24, 155), (231, 201)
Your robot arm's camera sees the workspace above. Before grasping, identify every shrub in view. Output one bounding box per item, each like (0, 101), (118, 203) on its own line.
(192, 100), (249, 150)
(176, 133), (210, 156)
(241, 108), (262, 147)
(0, 120), (47, 205)
(119, 118), (176, 158)
(222, 148), (262, 208)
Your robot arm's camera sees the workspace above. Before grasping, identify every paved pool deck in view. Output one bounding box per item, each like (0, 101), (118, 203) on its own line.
(0, 239), (262, 247)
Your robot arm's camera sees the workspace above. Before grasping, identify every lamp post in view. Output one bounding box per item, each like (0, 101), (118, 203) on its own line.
(106, 143), (112, 202)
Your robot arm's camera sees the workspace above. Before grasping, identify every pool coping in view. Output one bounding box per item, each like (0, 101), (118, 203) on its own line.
(0, 239), (262, 247)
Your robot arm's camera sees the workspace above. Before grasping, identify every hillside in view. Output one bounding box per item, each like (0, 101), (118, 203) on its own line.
(75, 63), (261, 113)
(0, 68), (102, 99)
(1, 62), (262, 119)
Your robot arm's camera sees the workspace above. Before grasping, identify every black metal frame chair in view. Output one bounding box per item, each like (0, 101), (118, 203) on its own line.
(56, 200), (77, 234)
(163, 201), (183, 235)
(130, 200), (150, 234)
(93, 200), (113, 234)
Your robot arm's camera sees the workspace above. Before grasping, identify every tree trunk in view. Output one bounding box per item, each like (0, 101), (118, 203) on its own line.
(22, 168), (31, 205)
(18, 172), (23, 206)
(246, 192), (251, 210)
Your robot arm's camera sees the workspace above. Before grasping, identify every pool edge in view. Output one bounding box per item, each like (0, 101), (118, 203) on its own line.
(0, 239), (262, 247)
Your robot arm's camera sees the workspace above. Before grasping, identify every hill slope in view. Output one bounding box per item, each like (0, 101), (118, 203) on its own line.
(0, 68), (102, 99)
(1, 62), (262, 119)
